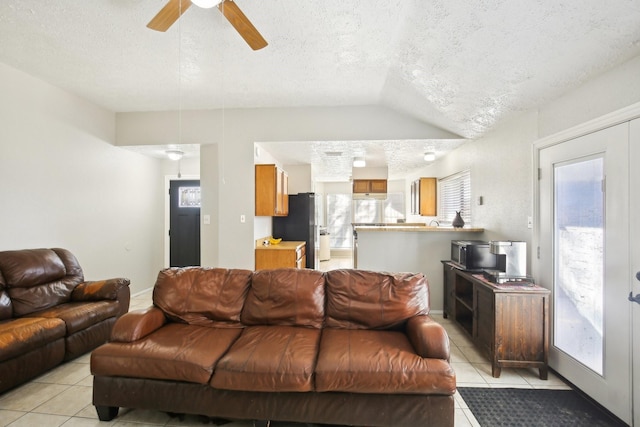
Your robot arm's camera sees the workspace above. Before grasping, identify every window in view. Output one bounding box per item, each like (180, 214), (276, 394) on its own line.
(325, 192), (406, 249)
(326, 194), (352, 248)
(439, 170), (471, 225)
(178, 187), (201, 207)
(353, 193), (405, 224)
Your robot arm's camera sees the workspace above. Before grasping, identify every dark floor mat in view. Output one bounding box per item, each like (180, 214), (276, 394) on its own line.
(458, 387), (628, 427)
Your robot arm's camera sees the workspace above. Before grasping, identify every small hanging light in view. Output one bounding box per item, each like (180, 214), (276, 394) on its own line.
(191, 0), (222, 8)
(166, 150), (184, 161)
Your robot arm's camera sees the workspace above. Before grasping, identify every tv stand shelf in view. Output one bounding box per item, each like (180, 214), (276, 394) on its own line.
(442, 261), (550, 379)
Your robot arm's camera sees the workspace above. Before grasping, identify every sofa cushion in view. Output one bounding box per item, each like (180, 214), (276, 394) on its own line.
(0, 317), (66, 363)
(91, 323), (242, 384)
(315, 328), (456, 394)
(153, 267), (252, 328)
(325, 270), (430, 329)
(25, 301), (120, 335)
(211, 325), (321, 392)
(241, 269), (325, 328)
(0, 248), (84, 316)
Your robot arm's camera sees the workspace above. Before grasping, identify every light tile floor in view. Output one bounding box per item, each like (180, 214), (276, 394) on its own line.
(0, 279), (571, 427)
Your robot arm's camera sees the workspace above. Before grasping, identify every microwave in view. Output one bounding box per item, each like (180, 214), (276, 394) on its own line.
(451, 240), (497, 271)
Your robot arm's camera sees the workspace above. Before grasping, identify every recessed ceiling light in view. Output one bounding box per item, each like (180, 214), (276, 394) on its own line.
(424, 152), (436, 162)
(353, 157), (366, 167)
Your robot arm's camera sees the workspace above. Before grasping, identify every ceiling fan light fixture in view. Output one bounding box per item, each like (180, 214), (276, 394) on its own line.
(424, 152), (436, 162)
(166, 150), (184, 161)
(353, 157), (366, 168)
(191, 0), (222, 9)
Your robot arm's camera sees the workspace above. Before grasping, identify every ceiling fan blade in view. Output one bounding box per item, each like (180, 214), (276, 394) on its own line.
(218, 0), (268, 50)
(147, 0), (192, 32)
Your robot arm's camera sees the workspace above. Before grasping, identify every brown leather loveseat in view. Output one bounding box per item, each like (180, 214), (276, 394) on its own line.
(91, 267), (456, 427)
(0, 248), (130, 393)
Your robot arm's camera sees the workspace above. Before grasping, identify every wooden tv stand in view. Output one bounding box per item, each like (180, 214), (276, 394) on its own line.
(442, 261), (550, 379)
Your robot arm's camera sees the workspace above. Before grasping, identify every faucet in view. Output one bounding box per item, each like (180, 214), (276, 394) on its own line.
(429, 219), (440, 227)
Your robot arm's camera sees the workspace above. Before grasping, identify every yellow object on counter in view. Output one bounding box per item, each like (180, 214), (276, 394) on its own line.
(269, 237), (282, 245)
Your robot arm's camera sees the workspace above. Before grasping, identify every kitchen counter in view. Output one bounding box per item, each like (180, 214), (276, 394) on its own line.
(353, 226), (487, 312)
(255, 239), (306, 270)
(255, 240), (306, 250)
(354, 225), (484, 232)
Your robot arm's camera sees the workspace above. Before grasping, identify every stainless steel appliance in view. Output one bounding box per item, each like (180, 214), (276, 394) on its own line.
(483, 240), (530, 283)
(272, 193), (318, 269)
(450, 240), (497, 271)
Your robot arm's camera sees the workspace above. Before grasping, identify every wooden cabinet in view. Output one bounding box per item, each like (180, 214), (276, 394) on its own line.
(411, 177), (437, 216)
(255, 242), (306, 270)
(352, 179), (387, 194)
(255, 164), (288, 216)
(442, 262), (458, 320)
(442, 262), (550, 379)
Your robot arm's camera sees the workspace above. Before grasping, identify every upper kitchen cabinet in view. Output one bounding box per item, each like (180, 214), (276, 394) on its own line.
(411, 177), (437, 216)
(352, 179), (387, 194)
(255, 164), (288, 216)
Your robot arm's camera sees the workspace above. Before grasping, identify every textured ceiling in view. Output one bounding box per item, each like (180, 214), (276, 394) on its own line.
(1, 0), (640, 180)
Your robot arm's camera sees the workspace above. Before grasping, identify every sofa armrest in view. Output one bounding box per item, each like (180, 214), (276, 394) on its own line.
(110, 306), (166, 343)
(72, 278), (130, 301)
(406, 315), (450, 360)
(72, 278), (131, 316)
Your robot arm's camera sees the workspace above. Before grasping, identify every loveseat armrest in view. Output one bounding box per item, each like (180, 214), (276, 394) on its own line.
(406, 315), (450, 360)
(72, 278), (131, 316)
(110, 306), (166, 343)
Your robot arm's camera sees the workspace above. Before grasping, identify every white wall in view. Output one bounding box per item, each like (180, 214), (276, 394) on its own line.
(0, 63), (164, 294)
(160, 156), (200, 177)
(113, 54), (640, 278)
(408, 111), (538, 248)
(117, 105), (459, 269)
(200, 144), (219, 268)
(406, 53), (640, 282)
(538, 55), (640, 138)
(286, 164), (313, 194)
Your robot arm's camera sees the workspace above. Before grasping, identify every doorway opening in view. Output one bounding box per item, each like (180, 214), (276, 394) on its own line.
(164, 175), (200, 267)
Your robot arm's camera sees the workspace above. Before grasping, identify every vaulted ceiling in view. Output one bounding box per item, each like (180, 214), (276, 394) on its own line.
(1, 0), (640, 179)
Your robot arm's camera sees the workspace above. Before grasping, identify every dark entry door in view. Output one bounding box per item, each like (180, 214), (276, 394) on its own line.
(169, 180), (201, 267)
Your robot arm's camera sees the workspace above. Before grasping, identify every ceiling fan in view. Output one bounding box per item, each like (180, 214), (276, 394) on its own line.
(147, 0), (268, 50)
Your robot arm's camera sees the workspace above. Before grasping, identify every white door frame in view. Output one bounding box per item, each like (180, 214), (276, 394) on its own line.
(164, 174), (200, 268)
(533, 102), (640, 425)
(631, 118), (640, 427)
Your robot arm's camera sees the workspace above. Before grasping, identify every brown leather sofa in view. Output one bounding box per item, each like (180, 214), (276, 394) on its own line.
(91, 267), (456, 427)
(0, 248), (130, 394)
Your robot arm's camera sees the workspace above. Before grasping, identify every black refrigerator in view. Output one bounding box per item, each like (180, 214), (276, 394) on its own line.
(272, 192), (318, 269)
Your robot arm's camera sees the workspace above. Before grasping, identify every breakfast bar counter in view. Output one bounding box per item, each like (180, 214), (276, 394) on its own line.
(354, 225), (485, 312)
(353, 225), (485, 232)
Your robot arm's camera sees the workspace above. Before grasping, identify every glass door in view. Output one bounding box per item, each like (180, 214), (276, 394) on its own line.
(538, 123), (631, 424)
(553, 156), (604, 374)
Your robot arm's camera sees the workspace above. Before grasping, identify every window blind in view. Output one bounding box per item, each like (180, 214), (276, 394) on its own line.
(439, 170), (471, 224)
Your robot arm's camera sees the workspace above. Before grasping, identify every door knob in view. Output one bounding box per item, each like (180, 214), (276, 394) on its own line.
(637, 271), (640, 281)
(629, 292), (640, 304)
